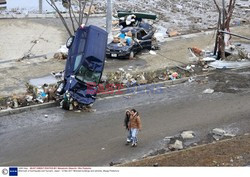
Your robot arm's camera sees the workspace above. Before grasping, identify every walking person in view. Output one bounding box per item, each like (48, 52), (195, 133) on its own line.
(128, 109), (142, 147)
(124, 110), (132, 144)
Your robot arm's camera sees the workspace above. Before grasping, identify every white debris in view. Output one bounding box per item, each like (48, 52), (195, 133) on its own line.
(186, 65), (192, 70)
(154, 26), (168, 42)
(208, 60), (250, 69)
(203, 88), (214, 94)
(57, 45), (68, 54)
(176, 4), (183, 9)
(101, 75), (108, 82)
(212, 128), (226, 136)
(25, 95), (33, 102)
(154, 32), (166, 42)
(181, 131), (195, 139)
(13, 99), (18, 108)
(122, 79), (128, 84)
(213, 135), (221, 141)
(163, 136), (173, 141)
(224, 133), (236, 137)
(188, 77), (195, 83)
(201, 57), (216, 62)
(44, 114), (48, 118)
(169, 140), (183, 150)
(118, 68), (125, 72)
(149, 50), (157, 55)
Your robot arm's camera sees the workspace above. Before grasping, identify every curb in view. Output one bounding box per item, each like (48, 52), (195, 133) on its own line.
(97, 77), (189, 98)
(0, 101), (59, 118)
(0, 72), (214, 117)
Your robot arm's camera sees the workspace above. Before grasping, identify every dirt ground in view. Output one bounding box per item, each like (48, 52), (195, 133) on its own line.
(121, 134), (250, 167)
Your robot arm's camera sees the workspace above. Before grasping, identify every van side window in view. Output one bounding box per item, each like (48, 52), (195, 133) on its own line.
(78, 31), (87, 54)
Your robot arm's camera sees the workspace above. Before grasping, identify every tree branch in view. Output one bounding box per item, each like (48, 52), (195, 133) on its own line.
(85, 0), (94, 25)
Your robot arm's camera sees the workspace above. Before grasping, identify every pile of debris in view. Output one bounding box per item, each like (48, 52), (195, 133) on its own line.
(211, 128), (236, 141)
(53, 45), (68, 60)
(104, 66), (191, 87)
(189, 43), (250, 70)
(145, 130), (197, 158)
(0, 83), (57, 111)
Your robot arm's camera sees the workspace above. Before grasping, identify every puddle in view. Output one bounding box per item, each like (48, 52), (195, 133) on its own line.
(29, 75), (58, 87)
(0, 0), (66, 14)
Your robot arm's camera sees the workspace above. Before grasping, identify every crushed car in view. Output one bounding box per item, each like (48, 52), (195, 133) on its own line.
(106, 22), (156, 59)
(57, 25), (108, 110)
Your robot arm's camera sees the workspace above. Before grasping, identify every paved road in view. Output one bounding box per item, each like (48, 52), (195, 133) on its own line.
(1, 73), (250, 166)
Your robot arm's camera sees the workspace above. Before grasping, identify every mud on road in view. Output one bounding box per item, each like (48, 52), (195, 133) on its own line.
(209, 68), (250, 93)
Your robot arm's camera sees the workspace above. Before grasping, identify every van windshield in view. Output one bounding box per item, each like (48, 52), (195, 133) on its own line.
(76, 65), (101, 84)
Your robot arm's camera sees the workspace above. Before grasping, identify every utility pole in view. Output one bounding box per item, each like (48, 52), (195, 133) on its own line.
(221, 0), (226, 59)
(39, 0), (43, 14)
(106, 0), (113, 43)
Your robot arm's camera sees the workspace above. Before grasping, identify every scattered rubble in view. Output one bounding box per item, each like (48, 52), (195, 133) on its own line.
(53, 45), (68, 60)
(181, 131), (195, 139)
(211, 128), (236, 141)
(105, 66), (190, 87)
(203, 88), (215, 94)
(168, 140), (183, 150)
(53, 52), (67, 60)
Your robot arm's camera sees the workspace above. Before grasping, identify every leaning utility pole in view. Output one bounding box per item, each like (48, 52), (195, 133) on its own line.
(106, 0), (113, 43)
(221, 0), (226, 59)
(39, 0), (43, 14)
(213, 0), (236, 59)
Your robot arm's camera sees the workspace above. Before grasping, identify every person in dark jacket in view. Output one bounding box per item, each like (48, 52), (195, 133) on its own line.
(124, 110), (132, 144)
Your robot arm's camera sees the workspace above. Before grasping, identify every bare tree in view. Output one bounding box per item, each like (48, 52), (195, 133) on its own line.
(213, 0), (236, 59)
(46, 0), (94, 37)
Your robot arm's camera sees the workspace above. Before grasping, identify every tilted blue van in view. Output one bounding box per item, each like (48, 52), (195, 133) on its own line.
(60, 25), (108, 109)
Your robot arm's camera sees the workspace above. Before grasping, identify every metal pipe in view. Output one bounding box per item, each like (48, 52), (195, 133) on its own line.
(219, 30), (250, 41)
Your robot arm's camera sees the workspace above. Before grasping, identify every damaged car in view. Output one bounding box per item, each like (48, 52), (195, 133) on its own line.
(58, 25), (108, 110)
(106, 22), (155, 59)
